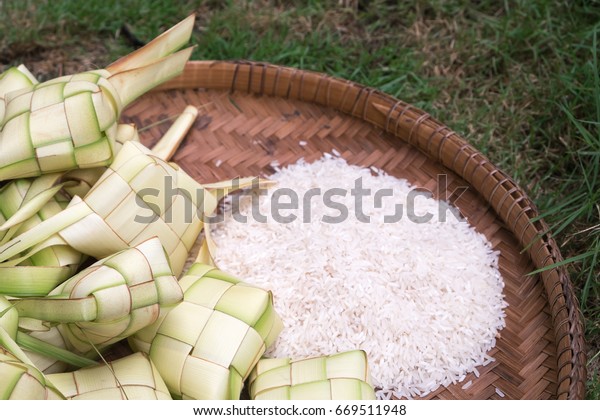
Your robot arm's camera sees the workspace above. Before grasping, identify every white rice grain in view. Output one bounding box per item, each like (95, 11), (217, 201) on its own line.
(482, 355), (495, 366)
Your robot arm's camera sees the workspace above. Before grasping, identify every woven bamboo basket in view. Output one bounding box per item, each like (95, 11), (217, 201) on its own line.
(121, 61), (587, 400)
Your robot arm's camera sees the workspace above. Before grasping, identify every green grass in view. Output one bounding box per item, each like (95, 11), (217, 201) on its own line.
(1, 0), (599, 398)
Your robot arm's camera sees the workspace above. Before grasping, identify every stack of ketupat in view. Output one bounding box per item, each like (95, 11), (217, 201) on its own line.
(0, 16), (377, 400)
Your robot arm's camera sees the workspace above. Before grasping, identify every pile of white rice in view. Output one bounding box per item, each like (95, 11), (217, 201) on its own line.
(211, 154), (507, 399)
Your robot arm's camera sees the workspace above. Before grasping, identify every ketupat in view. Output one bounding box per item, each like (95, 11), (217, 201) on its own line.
(0, 141), (264, 277)
(11, 237), (182, 355)
(47, 352), (171, 400)
(0, 15), (195, 181)
(130, 262), (283, 399)
(1, 64), (139, 211)
(1, 61), (137, 204)
(248, 350), (376, 400)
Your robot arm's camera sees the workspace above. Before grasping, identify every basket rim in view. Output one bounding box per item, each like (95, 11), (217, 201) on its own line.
(154, 60), (587, 399)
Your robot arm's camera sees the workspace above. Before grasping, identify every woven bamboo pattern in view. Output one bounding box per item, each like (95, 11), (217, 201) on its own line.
(14, 237), (183, 354)
(249, 350), (376, 400)
(121, 61), (586, 399)
(130, 262), (283, 400)
(47, 352), (171, 400)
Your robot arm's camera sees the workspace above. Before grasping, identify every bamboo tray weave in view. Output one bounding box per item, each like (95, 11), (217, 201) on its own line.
(122, 61), (586, 399)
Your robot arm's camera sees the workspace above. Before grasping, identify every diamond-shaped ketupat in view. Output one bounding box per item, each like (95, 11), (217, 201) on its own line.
(12, 237), (183, 355)
(129, 263), (284, 400)
(0, 15), (195, 182)
(248, 350), (376, 400)
(47, 353), (171, 400)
